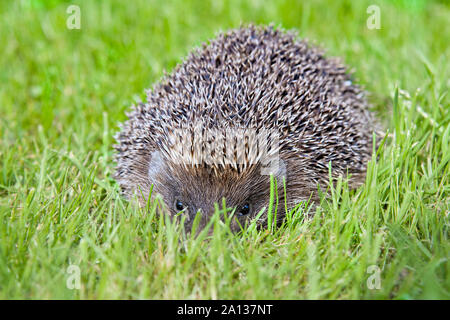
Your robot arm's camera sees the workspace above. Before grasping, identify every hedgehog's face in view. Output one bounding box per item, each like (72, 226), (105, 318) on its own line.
(147, 151), (287, 232)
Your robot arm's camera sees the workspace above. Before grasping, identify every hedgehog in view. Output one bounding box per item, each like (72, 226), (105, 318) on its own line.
(114, 25), (376, 232)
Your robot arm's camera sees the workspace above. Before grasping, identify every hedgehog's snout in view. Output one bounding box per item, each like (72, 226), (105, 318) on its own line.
(176, 196), (254, 233)
(183, 206), (216, 233)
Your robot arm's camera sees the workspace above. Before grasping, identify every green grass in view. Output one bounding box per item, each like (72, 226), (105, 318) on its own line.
(0, 0), (448, 299)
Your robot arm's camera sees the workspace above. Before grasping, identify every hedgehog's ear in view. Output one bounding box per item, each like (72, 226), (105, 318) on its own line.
(148, 150), (165, 181)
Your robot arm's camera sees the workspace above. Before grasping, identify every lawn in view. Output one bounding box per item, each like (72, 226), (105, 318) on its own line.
(0, 0), (448, 299)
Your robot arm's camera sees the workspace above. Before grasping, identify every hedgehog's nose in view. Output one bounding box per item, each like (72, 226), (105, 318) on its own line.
(186, 208), (211, 233)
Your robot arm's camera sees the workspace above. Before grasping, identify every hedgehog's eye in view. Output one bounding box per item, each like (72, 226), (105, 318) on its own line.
(238, 203), (251, 216)
(175, 200), (186, 212)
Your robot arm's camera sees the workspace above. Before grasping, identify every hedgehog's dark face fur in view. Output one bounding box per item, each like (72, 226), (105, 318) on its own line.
(146, 150), (287, 232)
(114, 25), (376, 234)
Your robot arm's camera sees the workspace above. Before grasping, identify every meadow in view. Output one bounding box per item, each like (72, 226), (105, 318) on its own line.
(0, 0), (448, 299)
